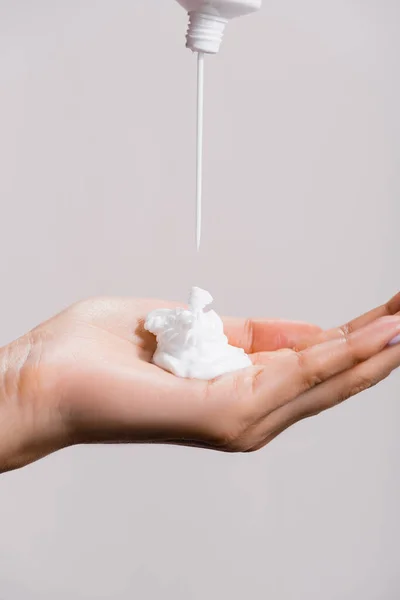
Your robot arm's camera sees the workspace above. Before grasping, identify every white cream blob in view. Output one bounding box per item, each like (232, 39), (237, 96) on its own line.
(144, 286), (252, 380)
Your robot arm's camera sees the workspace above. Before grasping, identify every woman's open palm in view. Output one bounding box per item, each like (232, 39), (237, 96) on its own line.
(2, 292), (400, 472)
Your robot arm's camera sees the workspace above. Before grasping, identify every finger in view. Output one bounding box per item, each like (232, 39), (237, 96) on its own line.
(223, 291), (400, 354)
(246, 335), (400, 451)
(252, 315), (400, 410)
(296, 338), (400, 418)
(343, 290), (400, 332)
(223, 317), (322, 353)
(295, 291), (400, 350)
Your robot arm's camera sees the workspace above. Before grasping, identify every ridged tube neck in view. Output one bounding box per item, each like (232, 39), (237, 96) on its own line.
(186, 11), (227, 54)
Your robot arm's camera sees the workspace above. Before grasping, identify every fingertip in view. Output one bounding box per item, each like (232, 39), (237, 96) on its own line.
(388, 334), (400, 347)
(387, 291), (400, 315)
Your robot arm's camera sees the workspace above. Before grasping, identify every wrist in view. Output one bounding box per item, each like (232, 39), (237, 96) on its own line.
(0, 335), (70, 473)
(0, 341), (27, 471)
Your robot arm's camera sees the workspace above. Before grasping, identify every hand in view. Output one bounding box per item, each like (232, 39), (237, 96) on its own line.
(1, 292), (400, 472)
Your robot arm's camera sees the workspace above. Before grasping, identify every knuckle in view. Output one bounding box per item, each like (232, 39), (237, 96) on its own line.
(350, 375), (378, 397)
(335, 330), (362, 370)
(339, 323), (352, 339)
(335, 375), (379, 405)
(244, 318), (255, 354)
(341, 334), (359, 367)
(294, 350), (323, 389)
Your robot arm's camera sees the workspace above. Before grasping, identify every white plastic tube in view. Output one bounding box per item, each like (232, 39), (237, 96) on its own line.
(176, 0), (262, 54)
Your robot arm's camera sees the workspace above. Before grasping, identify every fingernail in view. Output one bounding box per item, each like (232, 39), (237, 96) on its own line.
(388, 334), (400, 346)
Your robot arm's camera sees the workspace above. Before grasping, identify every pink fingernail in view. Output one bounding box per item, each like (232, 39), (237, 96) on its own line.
(388, 334), (400, 346)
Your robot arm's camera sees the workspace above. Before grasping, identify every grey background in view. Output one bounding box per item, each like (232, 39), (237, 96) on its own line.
(0, 0), (399, 598)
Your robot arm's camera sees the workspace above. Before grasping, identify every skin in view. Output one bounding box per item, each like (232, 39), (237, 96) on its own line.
(0, 292), (400, 474)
